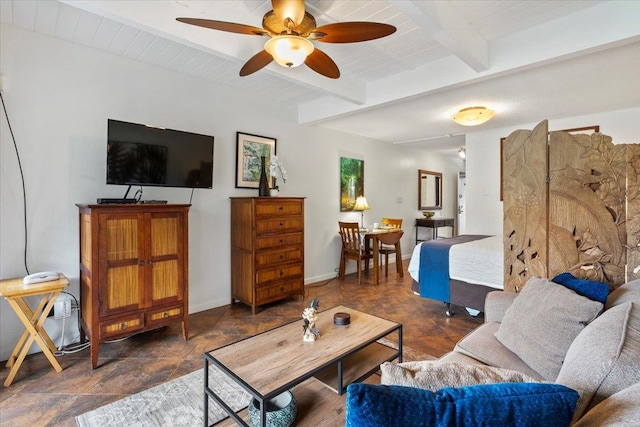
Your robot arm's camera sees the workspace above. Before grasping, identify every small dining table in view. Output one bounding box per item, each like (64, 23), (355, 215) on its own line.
(363, 228), (404, 286)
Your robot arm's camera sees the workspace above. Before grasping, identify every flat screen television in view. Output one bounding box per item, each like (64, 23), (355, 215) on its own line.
(107, 119), (214, 189)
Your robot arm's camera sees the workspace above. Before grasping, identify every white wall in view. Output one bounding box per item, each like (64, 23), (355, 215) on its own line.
(464, 108), (640, 235)
(0, 24), (461, 361)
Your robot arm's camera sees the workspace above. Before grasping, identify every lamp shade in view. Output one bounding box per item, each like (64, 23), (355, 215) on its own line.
(353, 196), (370, 211)
(265, 35), (314, 68)
(452, 106), (495, 126)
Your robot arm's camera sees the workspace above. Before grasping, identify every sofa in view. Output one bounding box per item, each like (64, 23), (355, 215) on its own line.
(345, 276), (640, 426)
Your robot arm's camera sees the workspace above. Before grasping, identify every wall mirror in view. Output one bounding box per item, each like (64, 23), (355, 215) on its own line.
(419, 169), (443, 210)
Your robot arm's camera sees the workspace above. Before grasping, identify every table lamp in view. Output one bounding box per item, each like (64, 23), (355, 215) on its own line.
(353, 196), (370, 230)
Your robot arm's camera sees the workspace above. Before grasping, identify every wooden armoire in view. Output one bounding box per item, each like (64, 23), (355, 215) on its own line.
(502, 120), (640, 292)
(77, 203), (190, 368)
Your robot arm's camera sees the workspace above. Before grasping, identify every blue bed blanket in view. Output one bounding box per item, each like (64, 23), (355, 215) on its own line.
(419, 235), (490, 302)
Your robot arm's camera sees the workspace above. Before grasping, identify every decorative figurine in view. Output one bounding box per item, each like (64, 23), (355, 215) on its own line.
(302, 297), (320, 342)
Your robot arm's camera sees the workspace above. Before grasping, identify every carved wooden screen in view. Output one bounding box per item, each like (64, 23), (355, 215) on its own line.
(503, 121), (549, 292)
(503, 120), (639, 292)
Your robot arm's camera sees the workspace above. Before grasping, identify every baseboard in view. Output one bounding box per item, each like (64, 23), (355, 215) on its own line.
(189, 296), (230, 315)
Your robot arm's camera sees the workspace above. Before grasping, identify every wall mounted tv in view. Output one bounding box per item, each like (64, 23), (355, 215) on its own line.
(107, 119), (214, 189)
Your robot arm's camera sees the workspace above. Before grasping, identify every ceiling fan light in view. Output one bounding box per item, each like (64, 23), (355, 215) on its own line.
(265, 35), (314, 68)
(452, 106), (495, 126)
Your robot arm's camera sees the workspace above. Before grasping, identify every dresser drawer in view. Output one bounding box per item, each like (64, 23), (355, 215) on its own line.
(256, 217), (304, 235)
(255, 200), (303, 217)
(256, 263), (303, 285)
(100, 314), (144, 339)
(256, 278), (303, 304)
(256, 247), (303, 268)
(146, 305), (184, 327)
(256, 232), (303, 250)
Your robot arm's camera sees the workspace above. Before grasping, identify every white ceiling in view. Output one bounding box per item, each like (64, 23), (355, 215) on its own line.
(2, 0), (639, 156)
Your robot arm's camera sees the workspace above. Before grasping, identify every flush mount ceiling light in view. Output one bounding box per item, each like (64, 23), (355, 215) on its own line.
(452, 106), (495, 126)
(265, 35), (314, 68)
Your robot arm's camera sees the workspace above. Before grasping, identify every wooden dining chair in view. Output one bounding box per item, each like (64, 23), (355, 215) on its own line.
(379, 218), (403, 276)
(377, 230), (404, 277)
(338, 221), (372, 285)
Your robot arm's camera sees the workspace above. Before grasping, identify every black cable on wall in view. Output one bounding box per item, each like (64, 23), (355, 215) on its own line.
(0, 92), (30, 275)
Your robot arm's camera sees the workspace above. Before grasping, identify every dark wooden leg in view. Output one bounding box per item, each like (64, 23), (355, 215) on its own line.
(182, 318), (189, 340)
(384, 253), (389, 276)
(373, 237), (379, 285)
(396, 243), (403, 277)
(91, 337), (99, 369)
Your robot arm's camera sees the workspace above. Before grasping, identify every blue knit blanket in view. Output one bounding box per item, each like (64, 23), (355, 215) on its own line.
(419, 235), (490, 302)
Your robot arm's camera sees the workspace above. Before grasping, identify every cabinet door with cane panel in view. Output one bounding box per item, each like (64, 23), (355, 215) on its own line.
(78, 203), (189, 369)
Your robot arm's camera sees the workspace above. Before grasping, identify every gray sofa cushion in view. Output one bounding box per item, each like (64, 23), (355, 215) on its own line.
(454, 322), (544, 380)
(494, 277), (603, 381)
(556, 301), (640, 421)
(437, 351), (487, 366)
(605, 279), (640, 310)
(483, 291), (518, 323)
(380, 360), (541, 391)
(572, 381), (640, 427)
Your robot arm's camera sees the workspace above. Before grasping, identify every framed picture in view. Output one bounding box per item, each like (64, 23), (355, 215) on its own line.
(235, 132), (277, 189)
(340, 157), (364, 211)
(500, 125), (599, 200)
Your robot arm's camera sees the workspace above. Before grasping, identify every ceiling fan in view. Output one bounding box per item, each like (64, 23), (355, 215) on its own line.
(176, 0), (396, 79)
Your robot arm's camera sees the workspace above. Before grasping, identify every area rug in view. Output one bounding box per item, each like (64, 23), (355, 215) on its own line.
(75, 364), (251, 427)
(76, 340), (433, 427)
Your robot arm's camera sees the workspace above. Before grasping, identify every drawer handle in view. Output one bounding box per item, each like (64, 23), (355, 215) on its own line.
(163, 312), (169, 318)
(120, 323), (127, 330)
(279, 222), (283, 227)
(280, 270), (284, 277)
(279, 239), (284, 244)
(279, 206), (283, 210)
(279, 255), (284, 260)
(280, 286), (284, 292)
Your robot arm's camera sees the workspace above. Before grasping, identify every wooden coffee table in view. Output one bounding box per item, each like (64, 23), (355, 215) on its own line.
(204, 305), (402, 426)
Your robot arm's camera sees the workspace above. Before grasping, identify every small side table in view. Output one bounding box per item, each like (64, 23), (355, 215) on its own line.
(0, 274), (69, 387)
(415, 218), (455, 243)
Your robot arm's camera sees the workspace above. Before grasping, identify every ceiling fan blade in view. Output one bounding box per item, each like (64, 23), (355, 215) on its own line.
(271, 0), (306, 26)
(239, 50), (274, 76)
(313, 22), (396, 43)
(305, 48), (340, 79)
(176, 18), (268, 36)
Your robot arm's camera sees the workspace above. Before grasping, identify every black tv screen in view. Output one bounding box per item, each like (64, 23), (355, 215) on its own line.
(107, 119), (214, 188)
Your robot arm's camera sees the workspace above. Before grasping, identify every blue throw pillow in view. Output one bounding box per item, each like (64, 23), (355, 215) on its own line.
(552, 272), (609, 304)
(345, 382), (578, 427)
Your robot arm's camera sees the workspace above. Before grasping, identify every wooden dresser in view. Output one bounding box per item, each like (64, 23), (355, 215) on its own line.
(230, 197), (305, 314)
(76, 203), (190, 368)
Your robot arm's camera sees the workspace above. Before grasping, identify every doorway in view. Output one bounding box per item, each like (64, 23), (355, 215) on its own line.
(457, 171), (466, 235)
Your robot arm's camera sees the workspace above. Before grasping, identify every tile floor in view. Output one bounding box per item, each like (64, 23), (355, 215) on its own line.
(0, 260), (483, 426)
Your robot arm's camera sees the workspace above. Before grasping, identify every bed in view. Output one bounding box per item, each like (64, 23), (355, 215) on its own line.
(408, 235), (504, 316)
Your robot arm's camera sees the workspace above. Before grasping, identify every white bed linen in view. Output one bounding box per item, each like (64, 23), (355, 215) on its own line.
(449, 235), (503, 289)
(408, 235), (503, 289)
